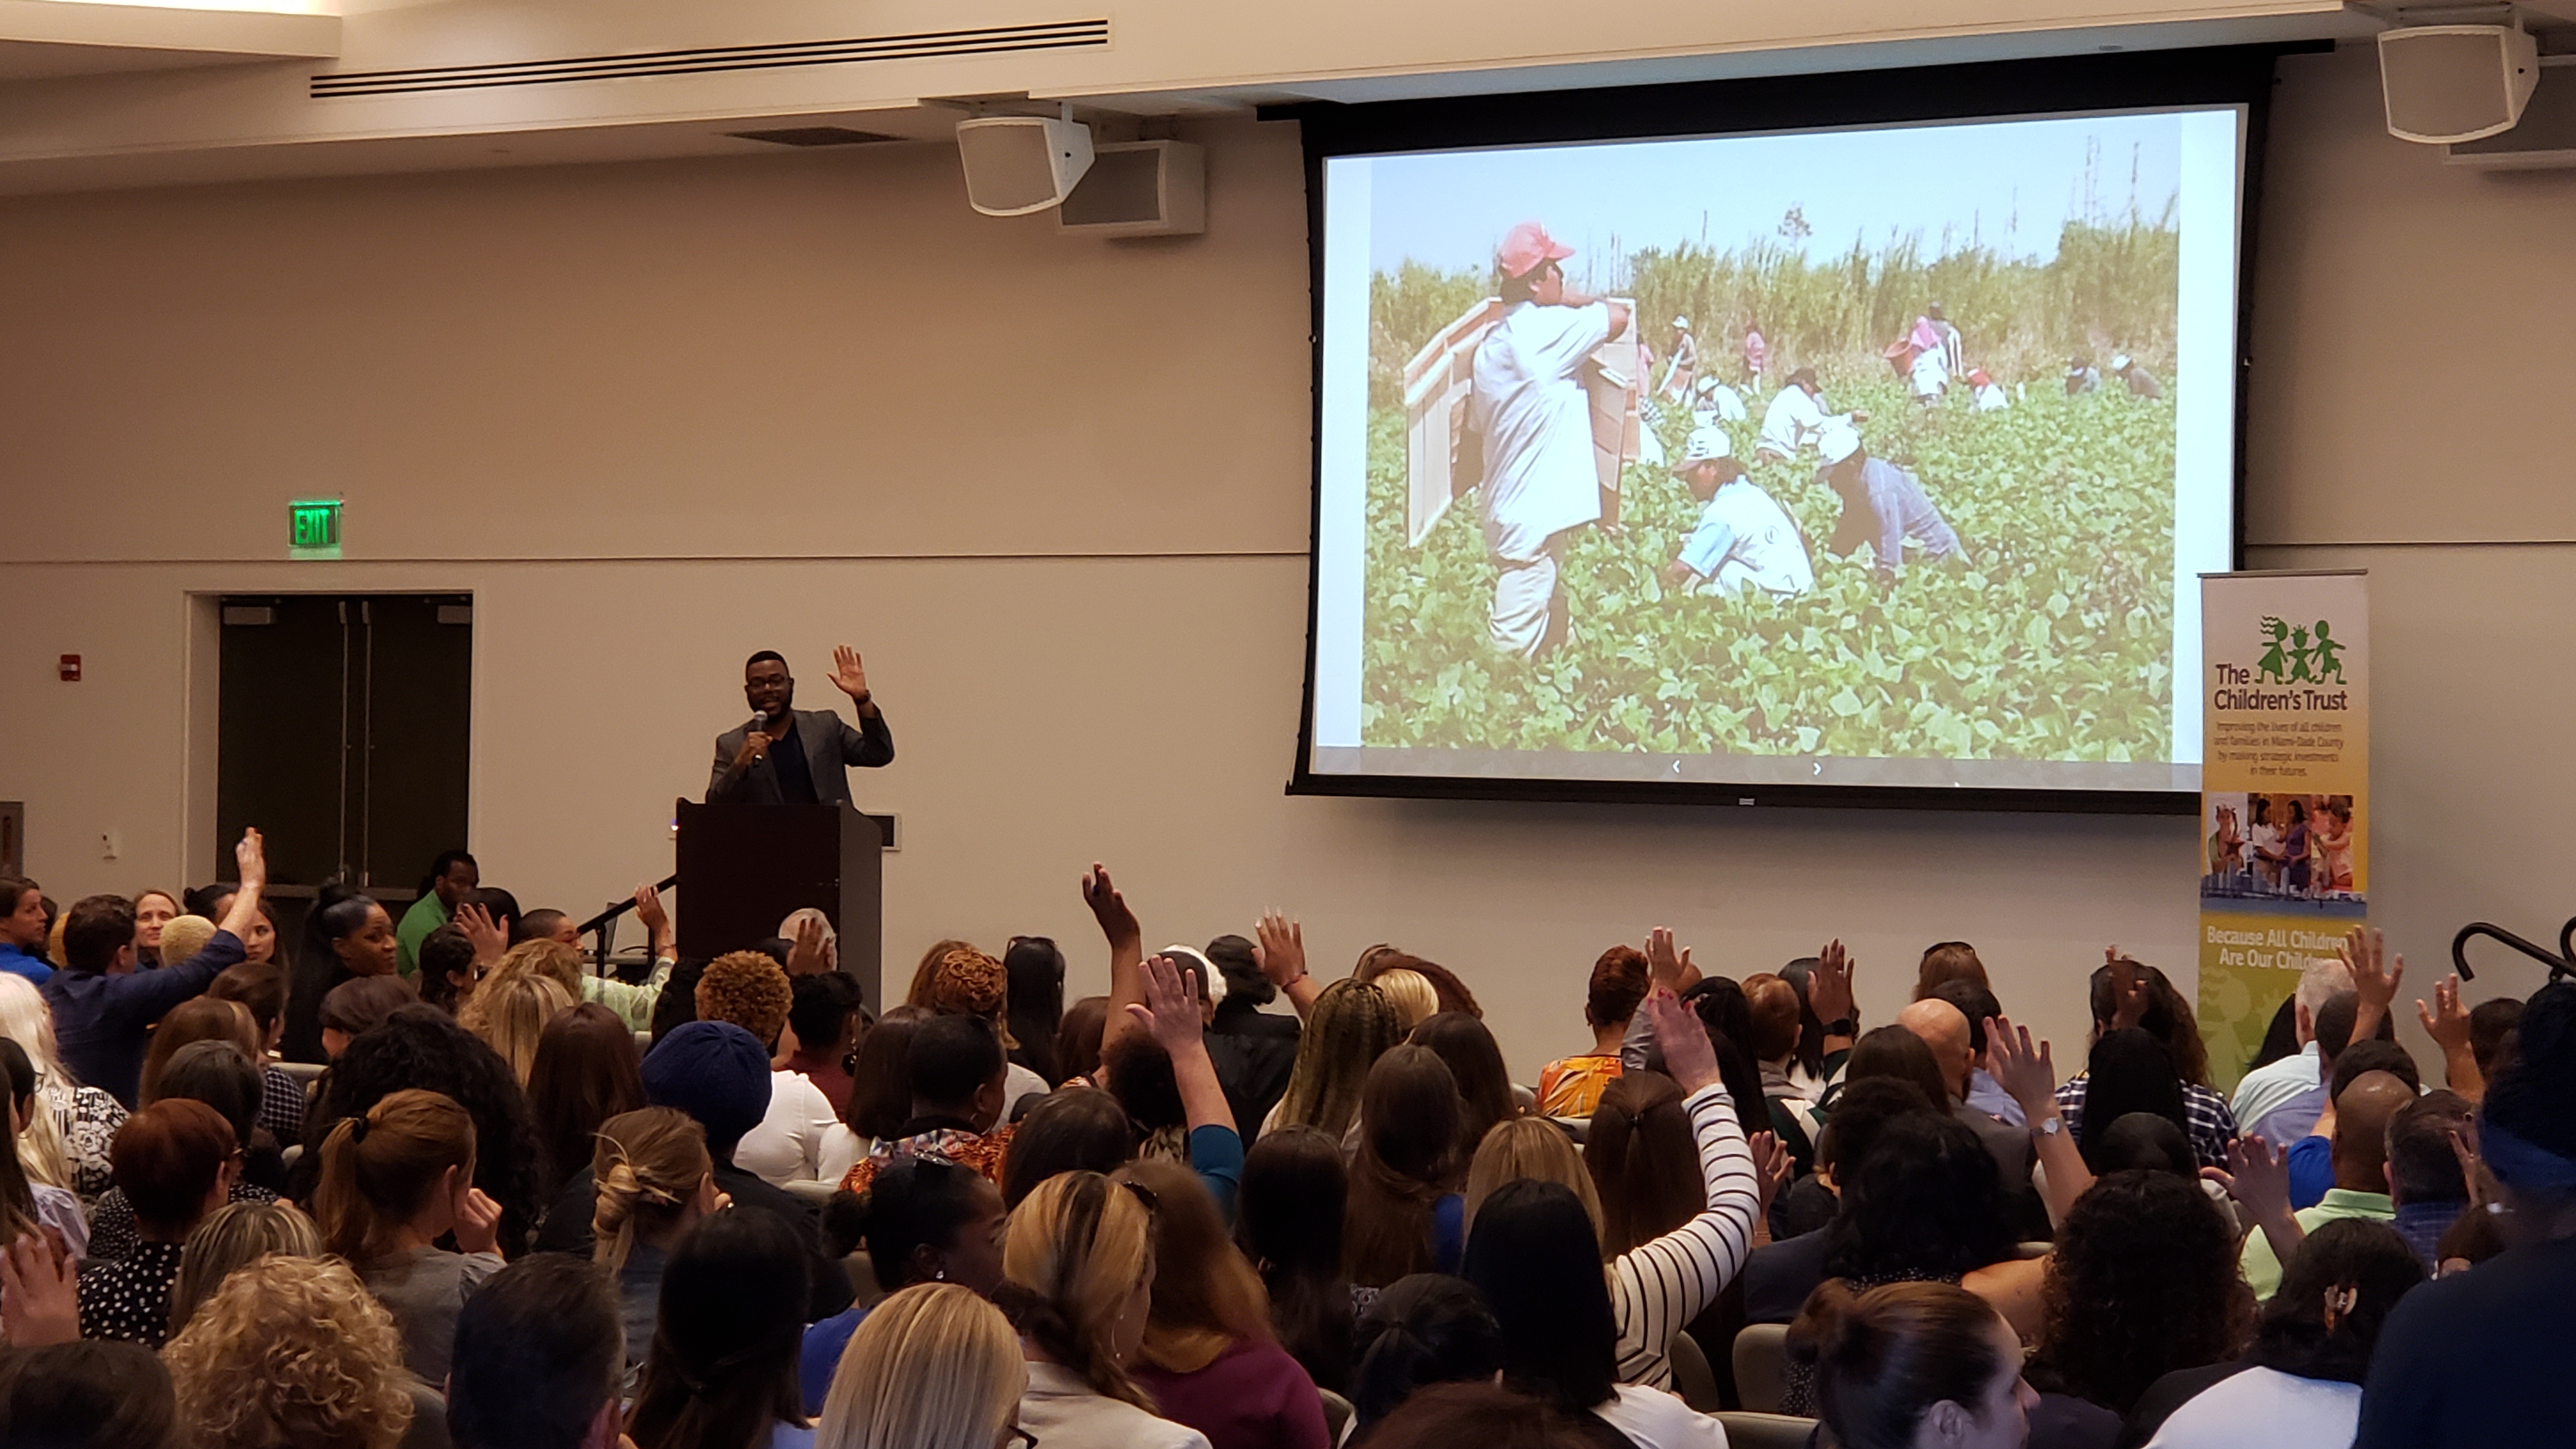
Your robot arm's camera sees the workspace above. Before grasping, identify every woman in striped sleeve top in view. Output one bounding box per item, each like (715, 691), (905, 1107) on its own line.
(1465, 981), (1777, 1394)
(1591, 985), (1774, 1390)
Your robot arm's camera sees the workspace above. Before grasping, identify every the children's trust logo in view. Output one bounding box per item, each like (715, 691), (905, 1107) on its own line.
(2255, 617), (2347, 686)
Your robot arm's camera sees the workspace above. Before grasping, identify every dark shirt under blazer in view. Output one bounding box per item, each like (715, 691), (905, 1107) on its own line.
(707, 706), (894, 806)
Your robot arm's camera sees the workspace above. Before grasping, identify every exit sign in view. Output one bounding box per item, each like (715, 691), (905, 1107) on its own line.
(288, 499), (343, 559)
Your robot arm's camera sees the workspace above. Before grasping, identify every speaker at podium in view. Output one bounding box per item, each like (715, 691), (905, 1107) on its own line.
(674, 800), (888, 1011)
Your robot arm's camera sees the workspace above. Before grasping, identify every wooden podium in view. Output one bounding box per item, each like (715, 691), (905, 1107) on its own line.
(674, 800), (884, 1011)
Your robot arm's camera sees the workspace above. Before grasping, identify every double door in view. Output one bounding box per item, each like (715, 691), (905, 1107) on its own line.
(216, 594), (471, 892)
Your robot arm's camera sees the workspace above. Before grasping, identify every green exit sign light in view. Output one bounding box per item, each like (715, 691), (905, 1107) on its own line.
(288, 499), (343, 559)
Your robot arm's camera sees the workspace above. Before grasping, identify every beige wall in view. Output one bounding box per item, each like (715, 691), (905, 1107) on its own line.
(4, 44), (2573, 1082)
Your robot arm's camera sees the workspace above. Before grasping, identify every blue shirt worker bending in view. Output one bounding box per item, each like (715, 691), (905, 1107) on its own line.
(1818, 422), (1965, 584)
(1663, 426), (1812, 600)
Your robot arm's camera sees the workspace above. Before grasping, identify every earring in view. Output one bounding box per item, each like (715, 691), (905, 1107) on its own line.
(933, 1269), (946, 1282)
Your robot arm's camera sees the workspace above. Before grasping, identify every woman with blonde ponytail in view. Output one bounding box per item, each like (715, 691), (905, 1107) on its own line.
(313, 1087), (503, 1385)
(591, 1106), (726, 1377)
(1000, 1170), (1212, 1449)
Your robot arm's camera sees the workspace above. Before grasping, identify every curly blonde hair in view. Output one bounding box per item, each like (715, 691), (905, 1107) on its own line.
(697, 951), (793, 1048)
(164, 1254), (415, 1449)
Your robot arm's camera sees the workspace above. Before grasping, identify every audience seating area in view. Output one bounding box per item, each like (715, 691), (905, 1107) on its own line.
(0, 839), (2566, 1449)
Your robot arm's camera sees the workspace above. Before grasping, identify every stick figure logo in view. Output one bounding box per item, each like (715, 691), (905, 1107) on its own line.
(2256, 616), (2345, 685)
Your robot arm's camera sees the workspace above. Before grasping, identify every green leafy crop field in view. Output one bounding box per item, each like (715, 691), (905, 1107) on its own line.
(1359, 380), (2177, 762)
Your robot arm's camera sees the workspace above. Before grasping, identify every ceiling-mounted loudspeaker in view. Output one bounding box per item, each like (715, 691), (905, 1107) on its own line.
(1059, 141), (1206, 237)
(2380, 24), (2540, 144)
(956, 115), (1094, 216)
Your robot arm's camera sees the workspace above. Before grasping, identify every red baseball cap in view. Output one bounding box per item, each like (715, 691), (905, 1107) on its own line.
(1495, 220), (1575, 280)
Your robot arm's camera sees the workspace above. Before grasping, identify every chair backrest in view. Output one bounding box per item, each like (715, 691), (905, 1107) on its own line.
(1666, 1329), (1724, 1413)
(1319, 1388), (1354, 1445)
(1732, 1322), (1792, 1414)
(1712, 1411), (1818, 1449)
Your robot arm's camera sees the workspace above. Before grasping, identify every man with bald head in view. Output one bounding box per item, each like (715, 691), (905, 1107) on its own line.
(1897, 996), (2042, 1237)
(2241, 1068), (2412, 1297)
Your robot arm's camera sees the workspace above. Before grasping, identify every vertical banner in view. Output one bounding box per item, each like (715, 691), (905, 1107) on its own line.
(2196, 571), (2369, 1091)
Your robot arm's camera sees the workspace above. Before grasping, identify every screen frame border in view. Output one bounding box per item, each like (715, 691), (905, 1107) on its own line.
(1277, 43), (2300, 816)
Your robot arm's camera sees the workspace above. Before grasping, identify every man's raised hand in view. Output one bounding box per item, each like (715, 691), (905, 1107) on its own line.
(831, 644), (871, 702)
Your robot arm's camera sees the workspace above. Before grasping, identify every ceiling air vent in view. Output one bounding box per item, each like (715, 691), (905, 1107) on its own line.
(310, 20), (1110, 99)
(728, 126), (907, 147)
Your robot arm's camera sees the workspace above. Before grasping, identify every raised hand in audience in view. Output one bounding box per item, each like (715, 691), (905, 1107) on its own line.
(1750, 1130), (1792, 1226)
(1989, 1015), (2089, 1225)
(213, 827), (270, 944)
(1644, 926), (1703, 995)
(1255, 910), (1321, 1019)
(2340, 925), (2404, 1041)
(456, 900), (510, 967)
(1809, 940), (1857, 1041)
(1127, 953), (1234, 1136)
(632, 884), (674, 960)
(0, 1228), (78, 1349)
(2204, 1135), (2301, 1265)
(1080, 863), (1140, 953)
(2103, 947), (2152, 1031)
(784, 914), (831, 977)
(2417, 971), (2482, 1100)
(1085, 863), (1149, 1050)
(1643, 987), (1721, 1095)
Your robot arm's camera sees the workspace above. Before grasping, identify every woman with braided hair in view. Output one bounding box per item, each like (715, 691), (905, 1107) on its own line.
(1000, 1169), (1213, 1449)
(592, 1107), (728, 1382)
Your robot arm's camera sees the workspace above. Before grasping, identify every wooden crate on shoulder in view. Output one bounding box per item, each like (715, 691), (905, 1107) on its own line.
(1400, 298), (1641, 546)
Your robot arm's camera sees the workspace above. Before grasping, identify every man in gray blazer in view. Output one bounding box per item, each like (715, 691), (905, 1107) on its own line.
(707, 645), (894, 806)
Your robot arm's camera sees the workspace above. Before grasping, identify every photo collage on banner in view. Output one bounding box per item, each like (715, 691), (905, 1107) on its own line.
(2195, 570), (2368, 1091)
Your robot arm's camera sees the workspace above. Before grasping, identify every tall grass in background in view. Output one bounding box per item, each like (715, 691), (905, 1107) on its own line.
(1367, 207), (2180, 405)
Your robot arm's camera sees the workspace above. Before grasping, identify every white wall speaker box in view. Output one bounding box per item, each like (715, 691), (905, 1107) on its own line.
(1058, 141), (1206, 238)
(956, 116), (1094, 216)
(2380, 24), (2540, 144)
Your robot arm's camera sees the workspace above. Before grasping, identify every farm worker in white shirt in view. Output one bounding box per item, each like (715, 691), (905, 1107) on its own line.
(1970, 367), (2009, 412)
(1664, 427), (1813, 600)
(1688, 373), (1749, 427)
(1754, 367), (1865, 463)
(1469, 220), (1630, 659)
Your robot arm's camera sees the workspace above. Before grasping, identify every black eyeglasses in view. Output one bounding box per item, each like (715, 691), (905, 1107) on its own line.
(1119, 1179), (1159, 1215)
(1000, 1427), (1038, 1449)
